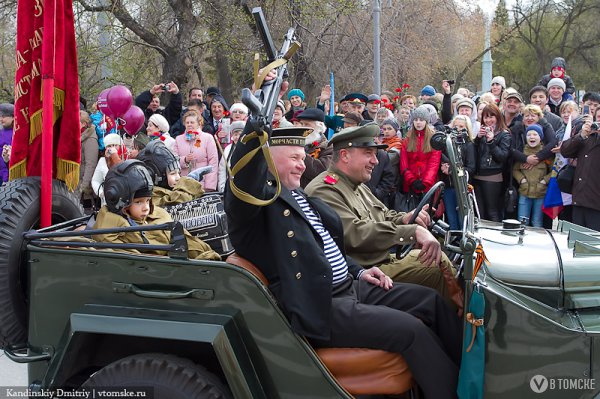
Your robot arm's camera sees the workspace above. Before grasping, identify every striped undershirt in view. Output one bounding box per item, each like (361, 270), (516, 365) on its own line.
(291, 190), (349, 285)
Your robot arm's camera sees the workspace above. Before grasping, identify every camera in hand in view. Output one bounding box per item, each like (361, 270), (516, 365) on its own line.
(446, 80), (455, 85)
(161, 84), (170, 91)
(592, 122), (600, 131)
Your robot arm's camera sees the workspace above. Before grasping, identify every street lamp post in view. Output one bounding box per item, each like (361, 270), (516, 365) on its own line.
(373, 0), (381, 95)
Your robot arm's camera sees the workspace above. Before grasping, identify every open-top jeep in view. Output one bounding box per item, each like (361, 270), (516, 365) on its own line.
(3, 8), (600, 398)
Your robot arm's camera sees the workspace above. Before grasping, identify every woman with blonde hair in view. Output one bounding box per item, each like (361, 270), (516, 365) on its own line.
(173, 110), (218, 191)
(441, 115), (476, 229)
(511, 104), (556, 170)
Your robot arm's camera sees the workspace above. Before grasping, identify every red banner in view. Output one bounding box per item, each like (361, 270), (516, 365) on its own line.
(10, 0), (81, 190)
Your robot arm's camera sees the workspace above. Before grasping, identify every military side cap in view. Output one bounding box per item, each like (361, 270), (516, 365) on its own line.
(269, 127), (313, 147)
(330, 122), (387, 150)
(341, 93), (368, 104)
(297, 108), (325, 122)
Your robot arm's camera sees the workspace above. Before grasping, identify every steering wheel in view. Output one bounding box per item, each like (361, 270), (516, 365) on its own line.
(395, 181), (445, 260)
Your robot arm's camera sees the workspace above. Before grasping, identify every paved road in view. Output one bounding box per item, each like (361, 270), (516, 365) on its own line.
(0, 352), (27, 386)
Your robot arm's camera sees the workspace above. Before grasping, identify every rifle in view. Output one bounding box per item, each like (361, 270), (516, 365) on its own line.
(241, 7), (300, 131)
(228, 7), (300, 206)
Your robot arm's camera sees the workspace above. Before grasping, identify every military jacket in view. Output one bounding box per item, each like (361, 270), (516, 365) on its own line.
(93, 206), (220, 260)
(152, 176), (204, 207)
(305, 168), (417, 267)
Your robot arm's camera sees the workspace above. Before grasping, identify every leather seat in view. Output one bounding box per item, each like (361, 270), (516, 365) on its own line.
(226, 253), (415, 395)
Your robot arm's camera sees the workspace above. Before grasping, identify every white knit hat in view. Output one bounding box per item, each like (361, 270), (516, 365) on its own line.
(547, 78), (566, 91)
(229, 102), (249, 115)
(491, 76), (506, 89)
(148, 114), (169, 133)
(103, 133), (123, 147)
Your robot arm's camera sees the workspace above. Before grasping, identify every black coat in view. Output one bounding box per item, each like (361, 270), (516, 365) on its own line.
(510, 117), (557, 163)
(440, 138), (476, 187)
(538, 74), (576, 95)
(474, 130), (512, 176)
(225, 132), (364, 340)
(365, 149), (397, 206)
(134, 90), (182, 127)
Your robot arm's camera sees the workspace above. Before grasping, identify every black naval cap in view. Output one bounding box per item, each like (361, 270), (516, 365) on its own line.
(329, 122), (387, 150)
(341, 93), (368, 104)
(296, 108), (325, 122)
(269, 127), (314, 147)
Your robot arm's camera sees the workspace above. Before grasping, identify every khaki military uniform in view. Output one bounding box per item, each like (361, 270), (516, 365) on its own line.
(152, 176), (204, 207)
(93, 206), (220, 261)
(305, 167), (456, 304)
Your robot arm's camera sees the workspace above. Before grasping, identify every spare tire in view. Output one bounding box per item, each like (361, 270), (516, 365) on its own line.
(0, 177), (84, 348)
(82, 353), (232, 398)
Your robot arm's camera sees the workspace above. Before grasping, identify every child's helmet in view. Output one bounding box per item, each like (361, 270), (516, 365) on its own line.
(104, 160), (154, 213)
(137, 140), (180, 189)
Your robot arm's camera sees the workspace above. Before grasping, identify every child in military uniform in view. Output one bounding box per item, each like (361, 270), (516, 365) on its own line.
(93, 159), (220, 260)
(137, 140), (212, 207)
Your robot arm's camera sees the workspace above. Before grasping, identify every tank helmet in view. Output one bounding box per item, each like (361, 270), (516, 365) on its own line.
(104, 159), (154, 214)
(136, 140), (180, 189)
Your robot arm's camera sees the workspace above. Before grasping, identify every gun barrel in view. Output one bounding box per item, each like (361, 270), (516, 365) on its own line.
(252, 7), (277, 62)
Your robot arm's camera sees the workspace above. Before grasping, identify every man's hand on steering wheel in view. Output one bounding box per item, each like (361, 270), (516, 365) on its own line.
(415, 226), (442, 267)
(401, 204), (431, 228)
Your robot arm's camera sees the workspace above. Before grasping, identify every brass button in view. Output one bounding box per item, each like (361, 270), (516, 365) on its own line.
(283, 209), (291, 216)
(296, 272), (302, 279)
(267, 180), (273, 185)
(409, 236), (414, 241)
(585, 155), (589, 158)
(579, 178), (582, 181)
(287, 230), (295, 238)
(399, 237), (404, 242)
(291, 250), (298, 257)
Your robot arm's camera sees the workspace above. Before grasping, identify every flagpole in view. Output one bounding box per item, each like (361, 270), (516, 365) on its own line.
(41, 0), (56, 227)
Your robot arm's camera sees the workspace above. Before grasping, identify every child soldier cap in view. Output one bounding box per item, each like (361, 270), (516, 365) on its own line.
(137, 140), (180, 188)
(269, 127), (314, 147)
(329, 122), (387, 150)
(104, 159), (154, 213)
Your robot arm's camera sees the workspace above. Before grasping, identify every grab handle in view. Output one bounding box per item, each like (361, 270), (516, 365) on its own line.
(112, 282), (214, 300)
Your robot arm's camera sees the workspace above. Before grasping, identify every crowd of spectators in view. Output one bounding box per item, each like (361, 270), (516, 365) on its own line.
(1, 56), (599, 230)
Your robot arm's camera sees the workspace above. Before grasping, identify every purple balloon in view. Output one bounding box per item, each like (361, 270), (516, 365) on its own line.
(121, 106), (145, 135)
(106, 85), (133, 119)
(97, 88), (115, 118)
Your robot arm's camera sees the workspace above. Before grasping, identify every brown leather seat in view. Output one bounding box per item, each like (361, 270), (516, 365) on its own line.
(226, 253), (415, 395)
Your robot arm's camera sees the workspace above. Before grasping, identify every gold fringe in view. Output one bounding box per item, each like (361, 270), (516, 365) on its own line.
(56, 158), (80, 191)
(29, 87), (66, 144)
(9, 159), (27, 181)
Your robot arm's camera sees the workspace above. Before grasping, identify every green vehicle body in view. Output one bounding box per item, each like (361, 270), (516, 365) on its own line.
(5, 128), (600, 399)
(22, 246), (353, 398)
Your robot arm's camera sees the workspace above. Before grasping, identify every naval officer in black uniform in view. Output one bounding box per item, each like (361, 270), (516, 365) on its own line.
(224, 125), (462, 398)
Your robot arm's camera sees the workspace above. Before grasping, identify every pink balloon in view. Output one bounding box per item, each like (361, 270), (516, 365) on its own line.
(106, 85), (133, 119)
(97, 88), (115, 118)
(121, 105), (145, 135)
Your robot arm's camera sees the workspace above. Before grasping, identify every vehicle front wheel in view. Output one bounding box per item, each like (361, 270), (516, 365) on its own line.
(0, 177), (84, 348)
(81, 353), (232, 399)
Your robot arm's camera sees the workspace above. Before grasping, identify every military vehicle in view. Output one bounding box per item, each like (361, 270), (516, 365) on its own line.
(3, 8), (600, 399)
(2, 124), (600, 398)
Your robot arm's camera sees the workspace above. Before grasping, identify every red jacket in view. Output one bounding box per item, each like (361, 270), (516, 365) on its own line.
(400, 130), (441, 193)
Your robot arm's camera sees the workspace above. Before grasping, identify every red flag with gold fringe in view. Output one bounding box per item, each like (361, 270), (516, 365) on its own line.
(10, 0), (81, 190)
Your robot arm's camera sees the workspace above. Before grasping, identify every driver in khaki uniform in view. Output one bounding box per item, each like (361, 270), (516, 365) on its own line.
(305, 123), (461, 310)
